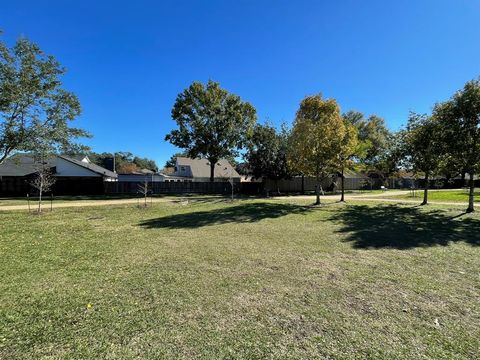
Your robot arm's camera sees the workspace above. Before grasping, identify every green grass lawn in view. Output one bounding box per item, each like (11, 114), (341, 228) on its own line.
(383, 189), (480, 203)
(0, 195), (133, 206)
(1, 199), (479, 359)
(0, 194), (221, 207)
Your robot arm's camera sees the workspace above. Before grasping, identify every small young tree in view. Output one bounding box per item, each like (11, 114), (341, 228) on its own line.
(404, 112), (443, 205)
(137, 177), (149, 207)
(289, 95), (346, 205)
(30, 164), (56, 213)
(165, 80), (257, 182)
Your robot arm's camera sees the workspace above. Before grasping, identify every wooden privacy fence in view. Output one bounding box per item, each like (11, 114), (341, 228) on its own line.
(105, 181), (262, 195)
(0, 176), (105, 196)
(264, 177), (384, 192)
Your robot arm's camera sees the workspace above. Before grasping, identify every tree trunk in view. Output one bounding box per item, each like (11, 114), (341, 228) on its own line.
(421, 172), (429, 206)
(301, 174), (305, 195)
(0, 152), (9, 165)
(466, 172), (475, 213)
(340, 166), (345, 202)
(209, 160), (216, 183)
(315, 173), (321, 205)
(275, 179), (280, 196)
(38, 188), (43, 213)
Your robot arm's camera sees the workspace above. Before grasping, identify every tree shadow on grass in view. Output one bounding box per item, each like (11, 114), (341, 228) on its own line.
(139, 202), (310, 229)
(330, 204), (480, 249)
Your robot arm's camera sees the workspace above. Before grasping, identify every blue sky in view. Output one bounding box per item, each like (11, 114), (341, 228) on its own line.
(2, 0), (479, 167)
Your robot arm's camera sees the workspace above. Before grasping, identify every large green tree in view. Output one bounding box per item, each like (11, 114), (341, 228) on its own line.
(435, 79), (480, 213)
(245, 123), (291, 194)
(344, 111), (395, 178)
(289, 95), (346, 205)
(165, 80), (257, 182)
(404, 112), (443, 205)
(0, 36), (89, 163)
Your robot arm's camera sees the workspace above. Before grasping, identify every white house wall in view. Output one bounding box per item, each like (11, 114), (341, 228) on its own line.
(55, 157), (100, 177)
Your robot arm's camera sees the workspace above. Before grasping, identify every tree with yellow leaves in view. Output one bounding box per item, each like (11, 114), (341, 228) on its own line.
(289, 95), (346, 205)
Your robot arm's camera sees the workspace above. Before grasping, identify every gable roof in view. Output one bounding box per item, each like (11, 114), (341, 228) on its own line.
(0, 154), (117, 178)
(57, 155), (117, 178)
(0, 154), (55, 177)
(176, 157), (240, 178)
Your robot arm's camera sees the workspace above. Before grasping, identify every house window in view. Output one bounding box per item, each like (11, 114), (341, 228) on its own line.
(180, 166), (185, 172)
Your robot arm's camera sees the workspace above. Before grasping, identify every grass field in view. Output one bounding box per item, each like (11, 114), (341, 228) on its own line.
(0, 194), (217, 207)
(1, 198), (479, 359)
(383, 189), (479, 203)
(0, 194), (156, 207)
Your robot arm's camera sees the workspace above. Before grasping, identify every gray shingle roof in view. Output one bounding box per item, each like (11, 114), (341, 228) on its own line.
(0, 154), (55, 176)
(0, 154), (117, 178)
(176, 157), (240, 178)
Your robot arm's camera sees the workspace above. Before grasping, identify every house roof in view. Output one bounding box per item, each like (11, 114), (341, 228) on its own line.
(0, 154), (55, 176)
(341, 169), (369, 179)
(57, 155), (117, 178)
(176, 157), (240, 178)
(0, 154), (117, 178)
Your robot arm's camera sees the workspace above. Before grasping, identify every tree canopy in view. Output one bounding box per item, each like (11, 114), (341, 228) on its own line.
(165, 80), (257, 182)
(0, 36), (89, 163)
(88, 151), (158, 173)
(434, 78), (480, 212)
(403, 112), (443, 205)
(289, 95), (346, 205)
(245, 123), (291, 193)
(337, 120), (359, 201)
(344, 111), (395, 177)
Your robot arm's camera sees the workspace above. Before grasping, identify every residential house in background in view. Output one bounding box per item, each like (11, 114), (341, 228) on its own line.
(170, 157), (241, 182)
(0, 154), (117, 196)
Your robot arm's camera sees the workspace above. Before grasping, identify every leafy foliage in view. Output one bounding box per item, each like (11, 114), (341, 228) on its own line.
(403, 112), (444, 204)
(245, 123), (291, 188)
(0, 36), (89, 163)
(88, 151), (158, 173)
(337, 120), (359, 200)
(344, 111), (397, 179)
(165, 80), (257, 181)
(434, 78), (480, 212)
(289, 95), (346, 204)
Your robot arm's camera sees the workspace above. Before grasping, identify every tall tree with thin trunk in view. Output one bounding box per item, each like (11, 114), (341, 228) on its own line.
(0, 35), (90, 163)
(165, 80), (257, 182)
(434, 79), (480, 213)
(289, 95), (346, 205)
(404, 112), (443, 205)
